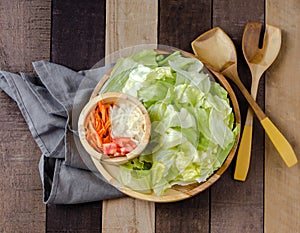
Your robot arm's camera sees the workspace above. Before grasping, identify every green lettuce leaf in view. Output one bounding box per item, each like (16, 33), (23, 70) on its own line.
(100, 50), (239, 195)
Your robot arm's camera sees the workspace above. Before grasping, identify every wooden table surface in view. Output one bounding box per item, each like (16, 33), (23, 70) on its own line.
(1, 0), (299, 232)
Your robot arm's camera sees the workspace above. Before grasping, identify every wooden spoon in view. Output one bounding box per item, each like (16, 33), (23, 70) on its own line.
(236, 22), (282, 181)
(191, 27), (298, 180)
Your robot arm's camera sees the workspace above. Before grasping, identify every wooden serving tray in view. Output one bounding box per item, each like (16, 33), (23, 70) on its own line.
(88, 50), (241, 202)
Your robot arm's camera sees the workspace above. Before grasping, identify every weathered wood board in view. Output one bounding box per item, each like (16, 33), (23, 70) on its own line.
(265, 0), (300, 232)
(0, 0), (51, 232)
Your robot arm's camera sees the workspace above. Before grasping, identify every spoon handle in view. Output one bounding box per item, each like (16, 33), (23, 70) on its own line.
(261, 117), (298, 167)
(234, 109), (254, 181)
(210, 69), (298, 168)
(235, 78), (297, 168)
(234, 78), (259, 181)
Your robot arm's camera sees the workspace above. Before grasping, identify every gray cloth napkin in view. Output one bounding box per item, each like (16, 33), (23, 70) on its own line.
(0, 61), (124, 204)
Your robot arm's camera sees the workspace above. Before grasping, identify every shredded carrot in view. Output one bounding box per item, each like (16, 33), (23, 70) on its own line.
(97, 101), (102, 110)
(101, 107), (106, 123)
(85, 100), (114, 153)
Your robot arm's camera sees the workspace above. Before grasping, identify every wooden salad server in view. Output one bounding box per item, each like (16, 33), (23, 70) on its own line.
(191, 26), (298, 181)
(235, 22), (282, 180)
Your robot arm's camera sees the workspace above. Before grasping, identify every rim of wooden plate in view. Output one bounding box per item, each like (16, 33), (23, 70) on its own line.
(78, 92), (151, 165)
(89, 49), (241, 202)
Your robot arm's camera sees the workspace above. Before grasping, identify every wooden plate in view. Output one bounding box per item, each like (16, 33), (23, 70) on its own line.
(89, 49), (241, 202)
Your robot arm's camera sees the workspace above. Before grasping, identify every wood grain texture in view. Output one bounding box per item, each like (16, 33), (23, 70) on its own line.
(0, 0), (51, 232)
(0, 0), (51, 73)
(102, 197), (155, 233)
(156, 1), (211, 232)
(265, 0), (300, 232)
(46, 1), (106, 232)
(51, 0), (106, 71)
(103, 1), (158, 233)
(210, 0), (265, 232)
(105, 0), (158, 55)
(46, 203), (102, 233)
(158, 0), (212, 53)
(156, 191), (210, 233)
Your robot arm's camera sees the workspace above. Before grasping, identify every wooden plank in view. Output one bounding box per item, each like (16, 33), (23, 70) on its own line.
(156, 191), (210, 233)
(102, 198), (155, 233)
(102, 1), (157, 232)
(265, 1), (300, 232)
(210, 0), (265, 232)
(0, 0), (51, 232)
(105, 0), (158, 55)
(158, 0), (212, 53)
(51, 0), (106, 71)
(156, 1), (212, 232)
(46, 203), (102, 233)
(0, 0), (51, 73)
(46, 1), (105, 232)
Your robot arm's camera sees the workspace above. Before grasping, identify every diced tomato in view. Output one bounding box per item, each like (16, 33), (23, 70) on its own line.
(103, 137), (137, 157)
(113, 137), (137, 151)
(113, 137), (130, 147)
(120, 147), (127, 155)
(113, 152), (123, 157)
(102, 143), (117, 155)
(122, 144), (134, 153)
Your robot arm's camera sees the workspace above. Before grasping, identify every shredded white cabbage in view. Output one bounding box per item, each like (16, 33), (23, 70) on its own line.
(110, 102), (145, 144)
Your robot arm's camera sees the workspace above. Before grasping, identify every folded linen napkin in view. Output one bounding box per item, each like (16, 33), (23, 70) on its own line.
(0, 61), (124, 204)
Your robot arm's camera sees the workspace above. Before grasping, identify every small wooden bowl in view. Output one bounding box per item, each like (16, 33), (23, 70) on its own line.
(78, 92), (151, 165)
